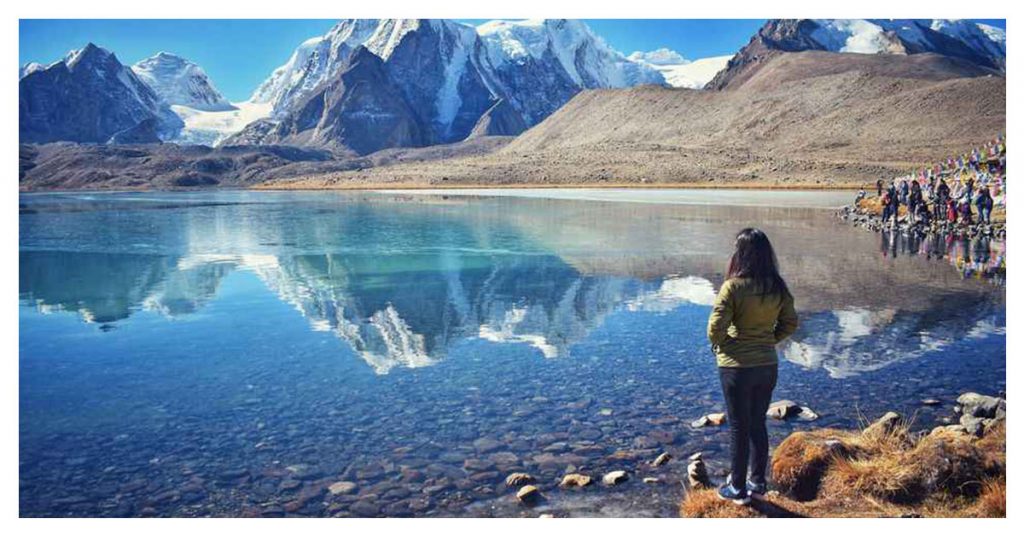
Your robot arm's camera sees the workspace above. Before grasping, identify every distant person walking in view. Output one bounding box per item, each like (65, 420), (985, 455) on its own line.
(707, 228), (798, 505)
(876, 179), (884, 197)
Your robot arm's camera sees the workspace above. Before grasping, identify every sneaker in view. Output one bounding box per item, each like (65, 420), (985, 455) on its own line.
(747, 480), (768, 499)
(717, 482), (751, 505)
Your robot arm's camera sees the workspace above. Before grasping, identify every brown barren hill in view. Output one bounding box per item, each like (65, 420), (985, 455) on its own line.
(270, 50), (1004, 189)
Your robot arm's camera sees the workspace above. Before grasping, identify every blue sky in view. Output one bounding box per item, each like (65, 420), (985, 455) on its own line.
(20, 19), (1007, 102)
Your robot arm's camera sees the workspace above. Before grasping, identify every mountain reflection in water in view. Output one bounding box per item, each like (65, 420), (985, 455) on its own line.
(20, 191), (1004, 379)
(18, 191), (1006, 518)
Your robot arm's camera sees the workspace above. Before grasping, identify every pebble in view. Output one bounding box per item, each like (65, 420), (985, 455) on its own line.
(516, 485), (541, 504)
(767, 400), (801, 420)
(706, 413), (727, 426)
(504, 472), (535, 487)
(651, 452), (672, 467)
(797, 407), (820, 421)
(601, 470), (628, 486)
(559, 473), (592, 488)
(349, 500), (380, 517)
(473, 438), (502, 453)
(328, 481), (357, 495)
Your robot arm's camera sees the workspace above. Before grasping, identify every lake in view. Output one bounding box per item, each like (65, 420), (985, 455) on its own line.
(18, 190), (1006, 517)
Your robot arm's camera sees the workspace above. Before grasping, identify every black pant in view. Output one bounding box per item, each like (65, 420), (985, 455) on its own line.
(719, 364), (778, 489)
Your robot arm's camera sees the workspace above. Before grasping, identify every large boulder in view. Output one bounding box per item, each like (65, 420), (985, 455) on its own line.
(863, 411), (905, 438)
(957, 393), (1006, 419)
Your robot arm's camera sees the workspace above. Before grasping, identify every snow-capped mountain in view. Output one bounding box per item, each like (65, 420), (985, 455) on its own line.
(19, 62), (45, 79)
(476, 19), (664, 125)
(477, 19), (663, 88)
(131, 52), (235, 111)
(234, 18), (665, 153)
(19, 43), (183, 144)
(708, 18), (1005, 90)
(628, 49), (733, 89)
(929, 19), (1006, 61)
(251, 18), (382, 116)
(808, 18), (1005, 66)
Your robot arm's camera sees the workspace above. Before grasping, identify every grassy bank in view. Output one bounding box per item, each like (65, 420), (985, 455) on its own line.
(679, 414), (1006, 518)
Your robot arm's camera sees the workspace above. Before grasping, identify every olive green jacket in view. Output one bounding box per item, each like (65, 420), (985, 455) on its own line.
(706, 277), (799, 368)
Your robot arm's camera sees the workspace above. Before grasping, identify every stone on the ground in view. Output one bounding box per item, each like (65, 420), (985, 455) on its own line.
(643, 477), (661, 484)
(767, 400), (819, 421)
(651, 452), (672, 467)
(767, 400), (801, 420)
(688, 452), (703, 462)
(602, 470), (628, 486)
(957, 392), (1006, 419)
(706, 413), (727, 426)
(559, 473), (592, 488)
(959, 414), (993, 437)
(690, 416), (709, 428)
(328, 481), (357, 495)
(504, 472), (535, 487)
(687, 459), (711, 489)
(473, 437), (503, 453)
(863, 411), (904, 437)
(516, 485), (541, 504)
(922, 398), (941, 406)
(797, 407), (820, 421)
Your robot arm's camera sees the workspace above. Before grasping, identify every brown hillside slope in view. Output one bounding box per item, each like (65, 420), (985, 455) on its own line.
(269, 51), (1004, 189)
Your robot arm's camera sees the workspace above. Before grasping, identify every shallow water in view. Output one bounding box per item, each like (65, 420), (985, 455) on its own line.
(19, 190), (1006, 517)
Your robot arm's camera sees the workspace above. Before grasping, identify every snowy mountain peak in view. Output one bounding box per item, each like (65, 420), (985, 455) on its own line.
(19, 62), (44, 79)
(132, 53), (235, 112)
(64, 43), (117, 71)
(20, 42), (184, 143)
(477, 18), (663, 88)
(250, 18), (388, 114)
(806, 19), (1005, 67)
(707, 18), (1005, 90)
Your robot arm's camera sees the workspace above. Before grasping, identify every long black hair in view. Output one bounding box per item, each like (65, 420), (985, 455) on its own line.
(726, 228), (790, 298)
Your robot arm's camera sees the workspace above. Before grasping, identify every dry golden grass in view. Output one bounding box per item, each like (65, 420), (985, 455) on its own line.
(771, 430), (860, 500)
(973, 478), (1006, 518)
(679, 490), (763, 518)
(681, 422), (1005, 518)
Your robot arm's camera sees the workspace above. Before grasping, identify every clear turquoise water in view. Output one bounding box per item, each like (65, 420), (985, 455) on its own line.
(19, 191), (1005, 517)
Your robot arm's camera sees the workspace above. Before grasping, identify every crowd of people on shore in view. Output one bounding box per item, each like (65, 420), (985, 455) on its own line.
(856, 135), (1006, 229)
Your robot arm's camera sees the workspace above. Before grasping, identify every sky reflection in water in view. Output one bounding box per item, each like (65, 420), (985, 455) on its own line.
(19, 191), (1006, 517)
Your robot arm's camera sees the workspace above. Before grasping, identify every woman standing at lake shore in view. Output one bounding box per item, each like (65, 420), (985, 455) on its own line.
(707, 228), (799, 505)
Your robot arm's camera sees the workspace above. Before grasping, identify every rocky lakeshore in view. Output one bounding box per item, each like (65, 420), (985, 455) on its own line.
(680, 392), (1006, 518)
(836, 199), (1006, 240)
